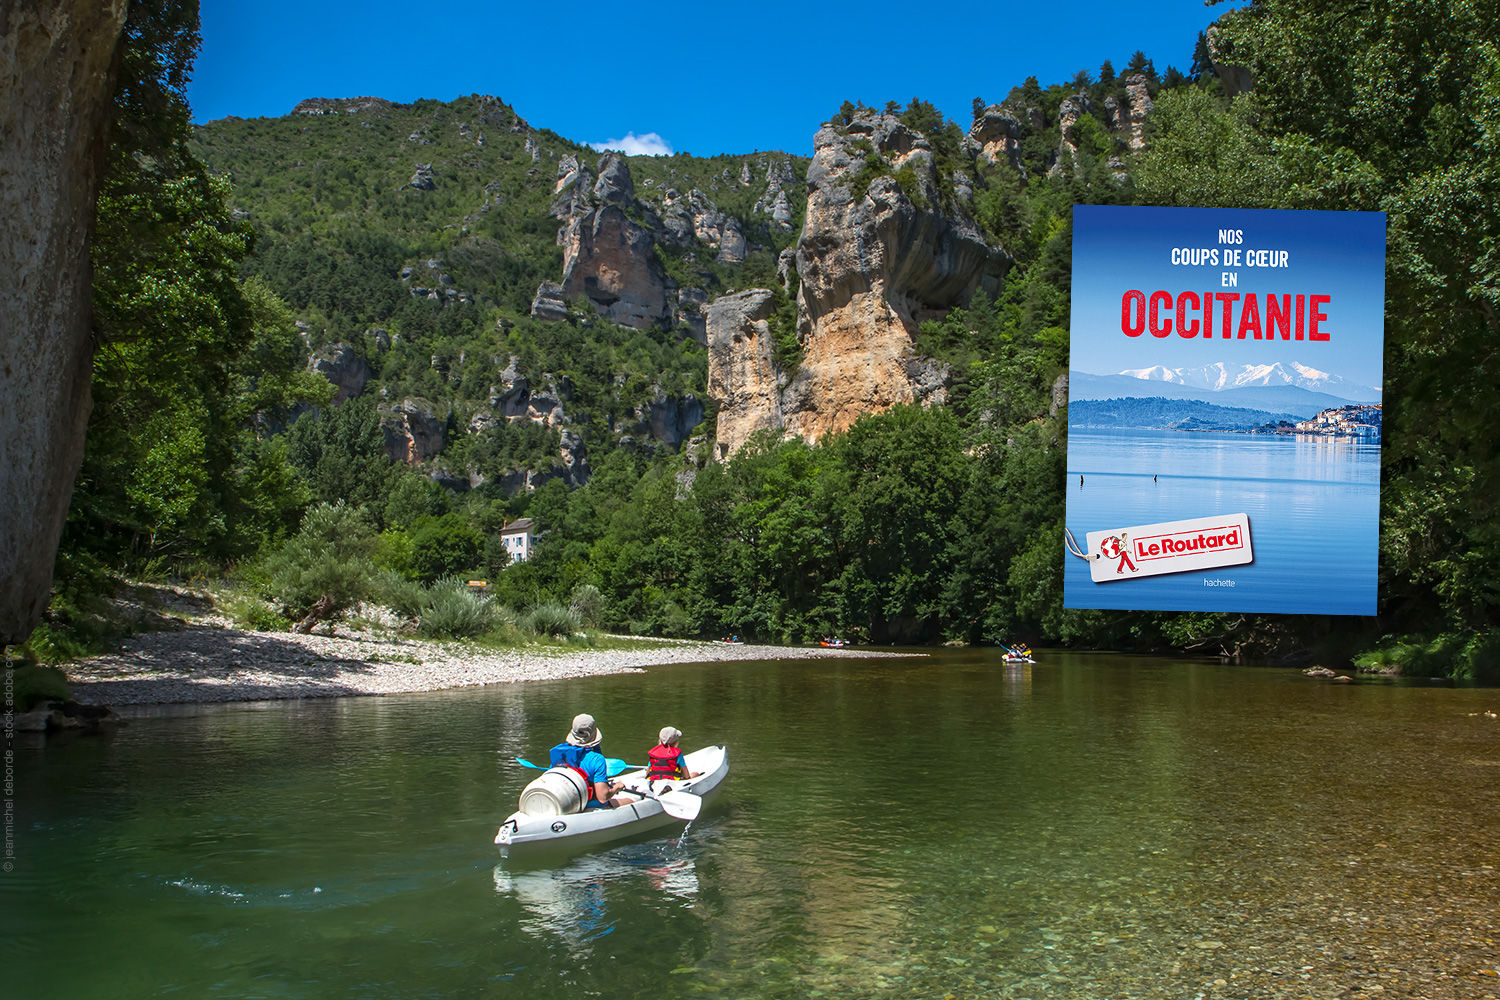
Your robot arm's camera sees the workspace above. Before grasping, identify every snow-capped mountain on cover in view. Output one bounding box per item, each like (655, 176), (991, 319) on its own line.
(1115, 361), (1379, 398)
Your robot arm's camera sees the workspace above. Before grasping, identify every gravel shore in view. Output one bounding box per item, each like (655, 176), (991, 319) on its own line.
(65, 621), (920, 706)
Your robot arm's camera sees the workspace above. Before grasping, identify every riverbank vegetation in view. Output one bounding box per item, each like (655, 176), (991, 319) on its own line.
(11, 0), (1500, 684)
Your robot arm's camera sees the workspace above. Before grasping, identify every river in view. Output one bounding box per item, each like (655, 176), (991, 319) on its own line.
(7, 649), (1498, 998)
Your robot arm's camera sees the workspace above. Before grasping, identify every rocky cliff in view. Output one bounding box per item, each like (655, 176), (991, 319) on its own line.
(542, 153), (672, 330)
(709, 113), (1008, 455)
(706, 290), (785, 458)
(0, 0), (127, 643)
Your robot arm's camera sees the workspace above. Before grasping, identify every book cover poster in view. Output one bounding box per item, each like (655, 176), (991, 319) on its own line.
(1064, 205), (1386, 615)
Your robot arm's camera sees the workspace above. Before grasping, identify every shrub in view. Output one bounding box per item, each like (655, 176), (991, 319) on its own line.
(892, 165), (929, 209)
(1354, 629), (1500, 683)
(417, 577), (496, 638)
(261, 501), (378, 628)
(372, 529), (417, 578)
(221, 593), (291, 632)
(11, 664), (71, 710)
(568, 584), (605, 629)
(373, 569), (428, 620)
(22, 622), (100, 664)
(522, 601), (581, 638)
(658, 600), (694, 639)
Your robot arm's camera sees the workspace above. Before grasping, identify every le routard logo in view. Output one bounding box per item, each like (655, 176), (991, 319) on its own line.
(1085, 514), (1253, 583)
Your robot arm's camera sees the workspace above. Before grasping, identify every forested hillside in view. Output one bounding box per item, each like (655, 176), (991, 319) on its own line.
(23, 0), (1500, 683)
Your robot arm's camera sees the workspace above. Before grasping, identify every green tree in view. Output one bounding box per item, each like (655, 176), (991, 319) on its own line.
(261, 502), (378, 630)
(383, 472), (449, 530)
(1136, 0), (1500, 676)
(408, 513), (484, 583)
(62, 1), (327, 570)
(72, 0), (251, 564)
(824, 406), (969, 642)
(285, 399), (400, 514)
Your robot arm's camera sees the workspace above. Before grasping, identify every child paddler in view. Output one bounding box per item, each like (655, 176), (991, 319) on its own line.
(646, 726), (702, 786)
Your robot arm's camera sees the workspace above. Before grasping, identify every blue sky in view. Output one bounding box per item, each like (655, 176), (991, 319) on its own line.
(189, 1), (1241, 157)
(1070, 206), (1388, 388)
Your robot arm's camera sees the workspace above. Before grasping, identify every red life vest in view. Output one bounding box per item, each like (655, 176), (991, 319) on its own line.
(646, 744), (686, 780)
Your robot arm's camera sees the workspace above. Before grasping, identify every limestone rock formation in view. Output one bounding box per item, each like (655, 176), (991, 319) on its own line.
(530, 281), (569, 321)
(660, 187), (745, 261)
(1050, 94), (1092, 176)
(706, 290), (786, 459)
(293, 96), (394, 116)
(753, 167), (797, 229)
(404, 163), (437, 190)
(543, 153), (671, 330)
(1121, 73), (1154, 150)
(1051, 372), (1069, 419)
(784, 114), (1004, 443)
(309, 344), (374, 404)
(613, 393), (706, 451)
(557, 429), (591, 486)
(382, 399), (447, 464)
(706, 113), (1010, 458)
(558, 203), (671, 329)
(1, 0), (128, 643)
(677, 287), (710, 344)
(968, 106), (1024, 174)
(476, 368), (569, 430)
(592, 154), (634, 205)
(460, 365), (589, 488)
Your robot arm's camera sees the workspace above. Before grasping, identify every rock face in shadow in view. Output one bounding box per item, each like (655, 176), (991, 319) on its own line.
(0, 1), (128, 643)
(381, 398), (447, 464)
(310, 343), (373, 403)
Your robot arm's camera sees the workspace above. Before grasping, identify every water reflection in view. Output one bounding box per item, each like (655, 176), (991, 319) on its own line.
(491, 838), (701, 953)
(999, 661), (1033, 703)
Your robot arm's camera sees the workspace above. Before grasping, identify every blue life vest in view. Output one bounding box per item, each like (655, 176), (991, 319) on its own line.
(549, 742), (603, 803)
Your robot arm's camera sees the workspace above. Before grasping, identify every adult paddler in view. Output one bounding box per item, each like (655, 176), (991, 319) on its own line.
(548, 713), (637, 809)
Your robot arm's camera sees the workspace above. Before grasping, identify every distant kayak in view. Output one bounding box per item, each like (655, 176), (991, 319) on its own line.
(495, 745), (728, 856)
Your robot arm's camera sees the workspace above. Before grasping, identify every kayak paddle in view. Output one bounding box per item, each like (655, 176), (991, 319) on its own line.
(631, 786), (702, 821)
(514, 756), (643, 777)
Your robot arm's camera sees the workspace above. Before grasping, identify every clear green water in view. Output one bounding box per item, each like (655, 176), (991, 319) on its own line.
(7, 650), (1499, 999)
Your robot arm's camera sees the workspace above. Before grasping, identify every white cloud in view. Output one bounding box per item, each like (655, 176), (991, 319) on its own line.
(588, 131), (674, 156)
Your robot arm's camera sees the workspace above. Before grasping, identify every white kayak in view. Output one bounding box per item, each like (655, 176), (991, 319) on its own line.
(495, 744), (729, 855)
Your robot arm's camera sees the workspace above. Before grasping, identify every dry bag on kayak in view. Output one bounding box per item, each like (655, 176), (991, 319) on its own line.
(518, 766), (589, 815)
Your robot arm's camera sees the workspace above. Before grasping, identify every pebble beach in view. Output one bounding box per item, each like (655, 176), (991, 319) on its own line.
(64, 621), (920, 707)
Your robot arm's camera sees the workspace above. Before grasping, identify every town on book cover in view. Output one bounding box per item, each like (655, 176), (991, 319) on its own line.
(1064, 205), (1386, 616)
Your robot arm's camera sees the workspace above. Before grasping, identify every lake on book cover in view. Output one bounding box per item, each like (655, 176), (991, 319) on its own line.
(1064, 429), (1379, 615)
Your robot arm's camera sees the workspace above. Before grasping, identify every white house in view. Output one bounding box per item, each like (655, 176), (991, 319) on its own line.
(500, 517), (535, 564)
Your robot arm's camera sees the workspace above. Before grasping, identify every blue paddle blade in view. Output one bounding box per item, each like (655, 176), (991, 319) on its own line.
(517, 756), (642, 775)
(606, 758), (645, 777)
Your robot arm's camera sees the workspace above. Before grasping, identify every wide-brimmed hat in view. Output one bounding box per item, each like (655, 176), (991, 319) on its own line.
(565, 713), (602, 748)
(658, 726), (681, 746)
